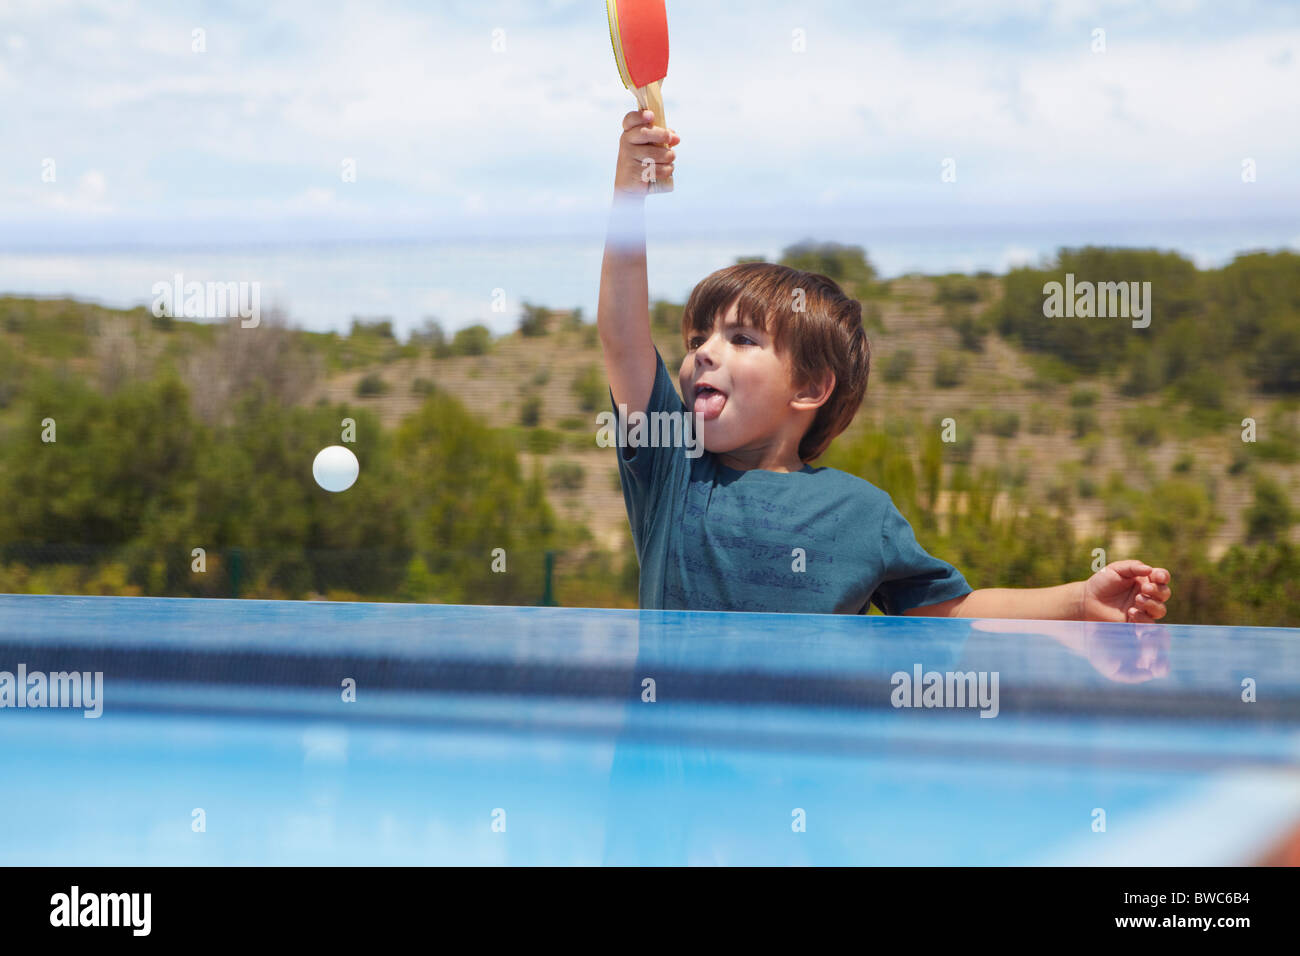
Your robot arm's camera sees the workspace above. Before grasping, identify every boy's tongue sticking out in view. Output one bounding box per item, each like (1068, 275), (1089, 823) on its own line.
(693, 385), (726, 420)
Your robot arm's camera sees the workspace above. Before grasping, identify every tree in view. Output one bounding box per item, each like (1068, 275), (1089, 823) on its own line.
(1245, 476), (1294, 543)
(392, 390), (559, 605)
(350, 317), (395, 339)
(183, 311), (321, 426)
(519, 302), (551, 337)
(778, 240), (877, 289)
(410, 318), (450, 357)
(451, 324), (493, 356)
(1249, 322), (1300, 393)
(0, 373), (199, 548)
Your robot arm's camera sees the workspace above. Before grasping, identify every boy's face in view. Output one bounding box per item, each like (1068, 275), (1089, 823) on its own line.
(678, 302), (801, 455)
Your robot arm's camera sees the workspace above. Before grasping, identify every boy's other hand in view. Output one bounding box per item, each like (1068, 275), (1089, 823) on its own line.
(1083, 560), (1172, 623)
(614, 109), (679, 196)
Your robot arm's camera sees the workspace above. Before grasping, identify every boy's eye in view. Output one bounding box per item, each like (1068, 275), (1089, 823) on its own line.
(689, 333), (755, 349)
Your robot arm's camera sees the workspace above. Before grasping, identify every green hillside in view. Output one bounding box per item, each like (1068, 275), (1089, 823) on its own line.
(1, 242), (1297, 625)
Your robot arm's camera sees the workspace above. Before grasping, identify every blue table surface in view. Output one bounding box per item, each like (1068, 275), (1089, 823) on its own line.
(1, 595), (1298, 865)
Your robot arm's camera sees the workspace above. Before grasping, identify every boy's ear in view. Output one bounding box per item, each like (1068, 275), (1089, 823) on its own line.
(792, 369), (836, 411)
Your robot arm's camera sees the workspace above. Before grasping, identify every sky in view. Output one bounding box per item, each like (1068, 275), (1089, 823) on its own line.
(1, 0), (1298, 250)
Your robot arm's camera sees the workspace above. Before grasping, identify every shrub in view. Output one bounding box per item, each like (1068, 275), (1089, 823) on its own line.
(525, 428), (562, 454)
(882, 349), (913, 383)
(988, 411), (1020, 438)
(1120, 408), (1162, 445)
(411, 377), (435, 395)
(1027, 403), (1055, 435)
(934, 275), (981, 304)
(1245, 476), (1294, 542)
(1045, 479), (1072, 509)
(451, 324), (492, 356)
(1119, 346), (1163, 397)
(356, 372), (388, 397)
(519, 303), (551, 337)
(997, 460), (1030, 489)
(519, 394), (543, 427)
(1024, 354), (1079, 389)
(1254, 412), (1300, 463)
(862, 301), (885, 332)
(942, 432), (975, 464)
(944, 303), (987, 352)
(1256, 437), (1300, 463)
(571, 363), (606, 413)
(1070, 408), (1099, 438)
(350, 318), (395, 339)
(546, 460), (585, 492)
(1174, 368), (1227, 409)
(409, 318), (448, 356)
(953, 314), (987, 352)
(933, 352), (965, 388)
(1079, 434), (1102, 466)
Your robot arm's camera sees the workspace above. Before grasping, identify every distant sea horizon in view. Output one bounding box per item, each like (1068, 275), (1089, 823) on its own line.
(2, 219), (1296, 339)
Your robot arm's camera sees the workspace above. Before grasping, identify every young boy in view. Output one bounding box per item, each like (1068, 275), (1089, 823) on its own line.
(598, 109), (1172, 621)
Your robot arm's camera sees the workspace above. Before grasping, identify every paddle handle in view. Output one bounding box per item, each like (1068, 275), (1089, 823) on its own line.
(634, 81), (673, 194)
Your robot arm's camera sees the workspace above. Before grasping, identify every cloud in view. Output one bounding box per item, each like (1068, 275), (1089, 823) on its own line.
(1001, 246), (1037, 269)
(36, 169), (113, 214)
(0, 0), (1296, 243)
(297, 187), (335, 207)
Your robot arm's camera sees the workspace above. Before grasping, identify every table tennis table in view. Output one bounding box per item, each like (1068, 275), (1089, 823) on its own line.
(1, 594), (1297, 865)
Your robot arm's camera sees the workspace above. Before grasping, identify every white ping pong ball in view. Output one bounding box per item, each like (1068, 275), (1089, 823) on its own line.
(312, 445), (359, 493)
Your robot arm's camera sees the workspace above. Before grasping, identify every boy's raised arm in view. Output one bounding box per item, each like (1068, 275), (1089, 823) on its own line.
(598, 109), (679, 419)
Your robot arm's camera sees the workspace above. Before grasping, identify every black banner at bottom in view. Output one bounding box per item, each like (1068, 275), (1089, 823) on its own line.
(0, 865), (1289, 942)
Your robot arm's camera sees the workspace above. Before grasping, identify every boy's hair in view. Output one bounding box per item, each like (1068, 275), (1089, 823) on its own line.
(682, 262), (871, 463)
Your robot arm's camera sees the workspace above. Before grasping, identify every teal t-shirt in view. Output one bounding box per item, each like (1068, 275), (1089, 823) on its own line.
(611, 347), (973, 614)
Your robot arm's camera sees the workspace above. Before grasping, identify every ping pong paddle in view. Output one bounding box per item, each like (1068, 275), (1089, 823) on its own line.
(606, 0), (672, 194)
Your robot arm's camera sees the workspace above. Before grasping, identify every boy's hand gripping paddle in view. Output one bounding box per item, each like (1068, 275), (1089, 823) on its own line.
(607, 0), (672, 193)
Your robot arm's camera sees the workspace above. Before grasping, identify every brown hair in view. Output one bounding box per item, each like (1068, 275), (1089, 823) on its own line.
(681, 262), (871, 463)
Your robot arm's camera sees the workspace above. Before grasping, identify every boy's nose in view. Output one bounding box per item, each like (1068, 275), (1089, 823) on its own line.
(694, 335), (720, 365)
